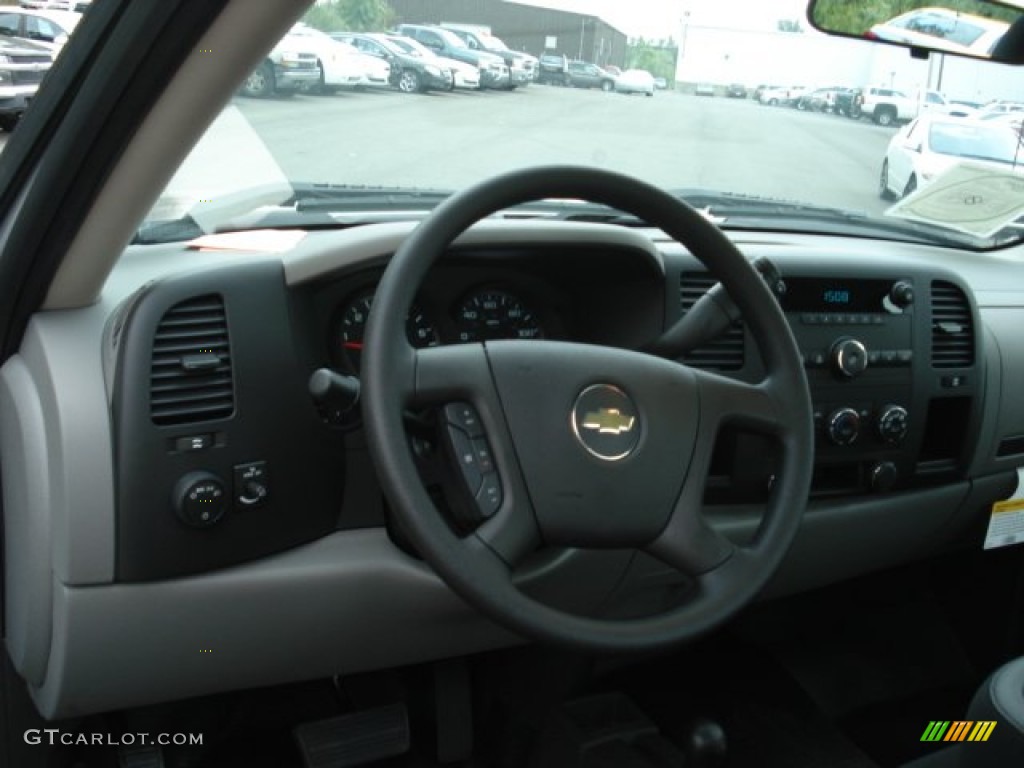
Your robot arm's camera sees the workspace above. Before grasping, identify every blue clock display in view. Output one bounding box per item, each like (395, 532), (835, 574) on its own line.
(822, 289), (851, 305)
(781, 277), (888, 312)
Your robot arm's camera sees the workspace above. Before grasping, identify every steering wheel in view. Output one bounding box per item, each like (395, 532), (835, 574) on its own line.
(362, 166), (813, 653)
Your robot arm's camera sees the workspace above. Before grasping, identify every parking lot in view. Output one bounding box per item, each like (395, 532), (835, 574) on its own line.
(229, 85), (898, 218)
(2, 86), (899, 218)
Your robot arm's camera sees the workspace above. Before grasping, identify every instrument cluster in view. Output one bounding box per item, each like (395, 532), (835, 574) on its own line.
(333, 284), (548, 373)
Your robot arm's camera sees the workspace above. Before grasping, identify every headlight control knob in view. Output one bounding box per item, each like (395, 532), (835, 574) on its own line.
(173, 471), (227, 528)
(831, 337), (868, 378)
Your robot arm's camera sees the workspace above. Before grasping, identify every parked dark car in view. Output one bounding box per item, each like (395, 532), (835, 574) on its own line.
(565, 59), (616, 91)
(392, 24), (508, 88)
(834, 86), (863, 117)
(536, 51), (568, 84)
(441, 25), (535, 88)
(332, 32), (453, 93)
(726, 83), (747, 98)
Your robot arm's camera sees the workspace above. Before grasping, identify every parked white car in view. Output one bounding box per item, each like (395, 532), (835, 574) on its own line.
(758, 85), (805, 106)
(0, 4), (78, 55)
(868, 7), (1009, 58)
(286, 23), (384, 93)
(615, 69), (655, 97)
(879, 114), (1024, 199)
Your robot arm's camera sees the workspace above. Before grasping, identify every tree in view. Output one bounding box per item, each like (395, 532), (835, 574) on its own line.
(812, 0), (1019, 36)
(777, 19), (804, 33)
(625, 40), (679, 81)
(302, 0), (394, 33)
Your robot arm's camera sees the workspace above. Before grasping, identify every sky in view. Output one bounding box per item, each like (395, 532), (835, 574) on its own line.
(510, 0), (813, 40)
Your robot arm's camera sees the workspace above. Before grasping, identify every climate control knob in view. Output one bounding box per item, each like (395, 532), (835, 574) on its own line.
(877, 405), (909, 445)
(831, 337), (868, 379)
(827, 407), (861, 446)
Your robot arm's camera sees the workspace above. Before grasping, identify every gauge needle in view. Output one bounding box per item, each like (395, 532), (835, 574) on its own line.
(343, 342), (364, 350)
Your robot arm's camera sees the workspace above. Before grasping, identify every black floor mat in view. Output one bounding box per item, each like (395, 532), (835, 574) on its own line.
(594, 642), (879, 768)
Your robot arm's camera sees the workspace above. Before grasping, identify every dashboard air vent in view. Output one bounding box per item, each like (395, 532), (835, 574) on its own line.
(680, 272), (744, 371)
(931, 281), (974, 369)
(149, 295), (234, 425)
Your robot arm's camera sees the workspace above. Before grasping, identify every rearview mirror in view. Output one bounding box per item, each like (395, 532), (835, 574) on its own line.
(807, 0), (1024, 63)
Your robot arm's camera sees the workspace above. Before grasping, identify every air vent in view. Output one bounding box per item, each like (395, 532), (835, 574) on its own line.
(680, 272), (744, 370)
(931, 281), (974, 369)
(150, 295), (234, 425)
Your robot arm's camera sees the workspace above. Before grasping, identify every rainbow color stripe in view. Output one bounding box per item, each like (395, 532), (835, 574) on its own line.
(920, 721), (997, 742)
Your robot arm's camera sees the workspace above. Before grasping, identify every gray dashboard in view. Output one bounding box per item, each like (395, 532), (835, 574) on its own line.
(2, 219), (1021, 718)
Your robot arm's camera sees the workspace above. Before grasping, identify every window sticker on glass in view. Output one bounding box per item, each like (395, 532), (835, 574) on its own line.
(886, 163), (1024, 238)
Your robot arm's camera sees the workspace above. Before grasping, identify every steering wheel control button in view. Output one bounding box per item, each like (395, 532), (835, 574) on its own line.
(475, 473), (502, 518)
(446, 420), (483, 495)
(827, 407), (860, 446)
(831, 337), (868, 378)
(173, 471), (227, 528)
(234, 461), (269, 508)
(571, 384), (641, 462)
(472, 439), (495, 473)
(444, 402), (484, 437)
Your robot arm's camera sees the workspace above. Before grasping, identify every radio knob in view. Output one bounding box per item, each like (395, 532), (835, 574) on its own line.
(877, 405), (909, 445)
(827, 407), (860, 446)
(889, 280), (915, 309)
(831, 337), (868, 378)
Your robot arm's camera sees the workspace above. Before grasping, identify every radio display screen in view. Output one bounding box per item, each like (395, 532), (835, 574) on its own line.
(782, 278), (891, 313)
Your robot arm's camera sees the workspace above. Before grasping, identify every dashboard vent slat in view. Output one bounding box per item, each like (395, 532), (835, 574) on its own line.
(931, 281), (974, 369)
(680, 272), (745, 370)
(149, 295), (234, 425)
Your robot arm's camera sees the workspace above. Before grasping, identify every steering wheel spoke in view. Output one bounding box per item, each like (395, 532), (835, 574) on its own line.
(692, 369), (785, 438)
(646, 478), (736, 576)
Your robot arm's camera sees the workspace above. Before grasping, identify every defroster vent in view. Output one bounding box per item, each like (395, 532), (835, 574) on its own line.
(931, 281), (974, 369)
(150, 295), (234, 425)
(680, 272), (745, 370)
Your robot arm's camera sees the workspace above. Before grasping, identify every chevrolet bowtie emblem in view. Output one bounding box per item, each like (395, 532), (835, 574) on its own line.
(581, 408), (635, 435)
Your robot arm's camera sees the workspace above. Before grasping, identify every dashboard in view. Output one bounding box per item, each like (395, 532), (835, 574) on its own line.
(2, 219), (1023, 719)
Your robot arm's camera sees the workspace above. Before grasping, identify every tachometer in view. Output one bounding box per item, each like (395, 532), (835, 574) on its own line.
(338, 291), (439, 372)
(454, 289), (543, 343)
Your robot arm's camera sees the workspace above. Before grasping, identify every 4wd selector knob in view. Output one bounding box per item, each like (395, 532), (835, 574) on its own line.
(828, 407), (861, 446)
(831, 337), (868, 378)
(877, 405), (909, 445)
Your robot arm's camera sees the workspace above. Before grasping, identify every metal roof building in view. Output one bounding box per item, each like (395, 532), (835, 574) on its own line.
(386, 0), (627, 67)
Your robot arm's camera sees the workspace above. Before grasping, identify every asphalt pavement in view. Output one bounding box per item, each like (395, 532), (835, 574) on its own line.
(232, 85), (898, 219)
(1, 87), (897, 220)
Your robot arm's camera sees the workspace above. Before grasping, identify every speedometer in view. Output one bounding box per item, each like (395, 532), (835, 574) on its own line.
(338, 291), (439, 372)
(454, 289), (543, 343)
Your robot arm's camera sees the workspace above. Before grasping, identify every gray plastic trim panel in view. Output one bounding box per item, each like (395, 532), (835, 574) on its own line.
(282, 220), (666, 286)
(0, 356), (54, 685)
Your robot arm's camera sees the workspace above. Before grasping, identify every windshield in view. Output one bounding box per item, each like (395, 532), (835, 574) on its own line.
(929, 121), (1023, 163)
(135, 0), (1024, 248)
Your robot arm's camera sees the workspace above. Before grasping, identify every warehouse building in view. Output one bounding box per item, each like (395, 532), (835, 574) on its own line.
(386, 0), (627, 67)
